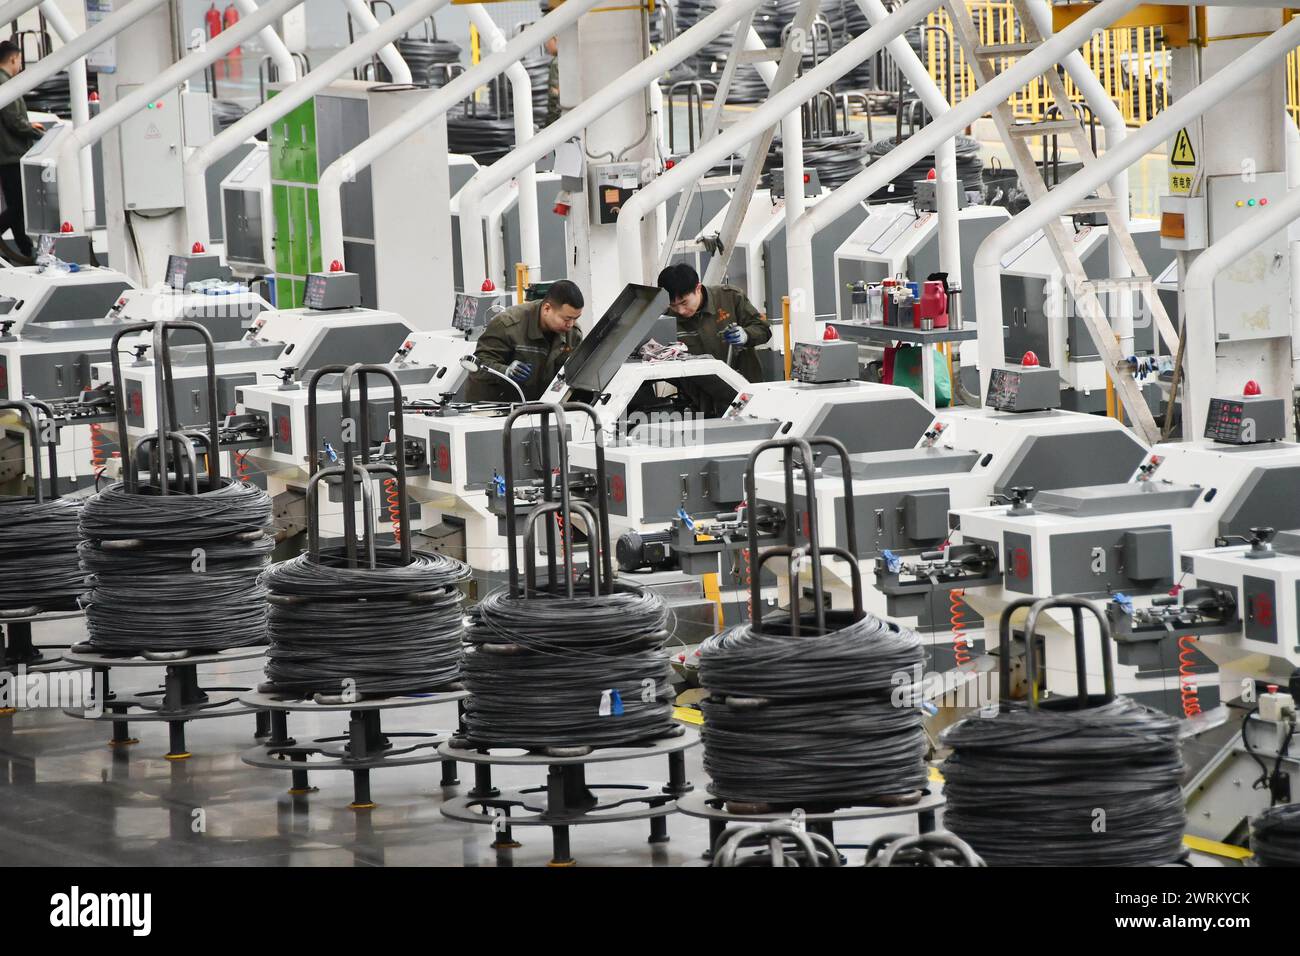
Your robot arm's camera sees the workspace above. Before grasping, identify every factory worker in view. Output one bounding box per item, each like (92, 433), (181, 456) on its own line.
(657, 262), (771, 383)
(465, 279), (585, 403)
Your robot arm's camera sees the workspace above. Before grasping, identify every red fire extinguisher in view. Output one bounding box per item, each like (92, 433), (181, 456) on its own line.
(222, 3), (240, 54)
(204, 2), (221, 38)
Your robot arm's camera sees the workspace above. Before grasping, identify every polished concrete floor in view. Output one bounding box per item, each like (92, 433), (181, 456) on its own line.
(0, 616), (929, 867)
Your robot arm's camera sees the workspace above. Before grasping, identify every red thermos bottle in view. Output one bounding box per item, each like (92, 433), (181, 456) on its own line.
(916, 280), (949, 329)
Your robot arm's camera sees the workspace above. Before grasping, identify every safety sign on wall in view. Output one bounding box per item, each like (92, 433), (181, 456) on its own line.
(1168, 127), (1197, 195)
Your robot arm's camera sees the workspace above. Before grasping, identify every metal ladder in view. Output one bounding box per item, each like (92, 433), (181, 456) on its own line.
(944, 0), (1178, 443)
(659, 0), (823, 278)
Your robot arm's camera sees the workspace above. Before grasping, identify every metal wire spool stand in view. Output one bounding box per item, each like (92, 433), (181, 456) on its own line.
(63, 321), (274, 759)
(439, 402), (698, 866)
(241, 364), (470, 809)
(0, 400), (87, 680)
(1250, 804), (1300, 866)
(678, 435), (943, 858)
(940, 596), (1188, 866)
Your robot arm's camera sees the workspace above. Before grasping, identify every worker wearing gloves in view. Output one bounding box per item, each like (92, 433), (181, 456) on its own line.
(657, 263), (771, 383)
(465, 279), (585, 403)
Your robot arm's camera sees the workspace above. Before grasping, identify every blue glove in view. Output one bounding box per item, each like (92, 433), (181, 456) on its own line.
(723, 325), (748, 346)
(505, 360), (534, 382)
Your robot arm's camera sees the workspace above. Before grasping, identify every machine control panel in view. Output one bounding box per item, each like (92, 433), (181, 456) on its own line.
(303, 270), (362, 311)
(723, 391), (754, 418)
(791, 340), (859, 384)
(985, 365), (1061, 413)
(1204, 394), (1286, 444)
(589, 162), (643, 225)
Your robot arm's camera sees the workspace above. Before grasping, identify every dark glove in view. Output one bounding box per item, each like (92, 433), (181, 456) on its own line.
(722, 325), (748, 346)
(506, 360), (534, 383)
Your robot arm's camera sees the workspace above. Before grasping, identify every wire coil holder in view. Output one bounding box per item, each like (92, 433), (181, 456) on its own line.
(690, 435), (936, 852)
(249, 364), (470, 808)
(441, 401), (696, 866)
(940, 596), (1187, 866)
(65, 321), (273, 758)
(0, 398), (84, 673)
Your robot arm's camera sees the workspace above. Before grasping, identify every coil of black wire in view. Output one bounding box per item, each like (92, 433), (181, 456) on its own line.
(78, 478), (274, 653)
(864, 133), (983, 202)
(383, 35), (462, 88)
(0, 497), (85, 612)
(698, 609), (928, 808)
(1250, 804), (1300, 866)
(940, 695), (1186, 866)
(447, 107), (518, 166)
(459, 583), (677, 750)
(261, 545), (470, 697)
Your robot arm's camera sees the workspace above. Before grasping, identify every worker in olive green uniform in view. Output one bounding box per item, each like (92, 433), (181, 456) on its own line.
(544, 35), (561, 127)
(466, 279), (585, 403)
(658, 263), (771, 383)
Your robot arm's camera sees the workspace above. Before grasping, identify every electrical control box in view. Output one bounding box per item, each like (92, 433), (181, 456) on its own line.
(769, 167), (822, 201)
(119, 86), (185, 210)
(1158, 194), (1207, 251)
(304, 270), (363, 311)
(1206, 172), (1291, 342)
(165, 252), (231, 291)
(452, 290), (510, 334)
(791, 340), (859, 383)
(985, 365), (1062, 413)
(589, 162), (643, 225)
(1204, 393), (1287, 444)
(912, 176), (968, 213)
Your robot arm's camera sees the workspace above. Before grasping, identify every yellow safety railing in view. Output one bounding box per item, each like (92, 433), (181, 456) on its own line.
(925, 1), (1173, 127)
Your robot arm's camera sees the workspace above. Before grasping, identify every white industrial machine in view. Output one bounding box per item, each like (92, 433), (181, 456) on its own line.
(996, 218), (1173, 413)
(940, 381), (1300, 720)
(219, 143), (274, 278)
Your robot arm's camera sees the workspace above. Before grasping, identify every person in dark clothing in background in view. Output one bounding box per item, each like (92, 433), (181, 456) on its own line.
(0, 41), (42, 260)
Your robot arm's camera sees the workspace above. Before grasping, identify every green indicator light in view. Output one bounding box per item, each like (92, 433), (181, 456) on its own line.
(1248, 199), (1256, 206)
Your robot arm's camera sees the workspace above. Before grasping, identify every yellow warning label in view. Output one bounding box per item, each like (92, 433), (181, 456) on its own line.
(1170, 128), (1197, 167)
(1168, 171), (1194, 195)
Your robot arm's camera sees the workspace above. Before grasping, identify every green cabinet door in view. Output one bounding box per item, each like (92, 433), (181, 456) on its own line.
(287, 186), (308, 277)
(275, 277), (301, 310)
(304, 188), (322, 274)
(272, 184), (293, 276)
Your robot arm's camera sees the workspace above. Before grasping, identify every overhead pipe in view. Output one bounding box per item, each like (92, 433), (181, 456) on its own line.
(0, 0), (45, 35)
(784, 0), (959, 337)
(233, 0), (298, 83)
(343, 0), (410, 84)
(52, 0), (305, 232)
(1182, 119), (1300, 438)
(699, 0), (1142, 345)
(1287, 114), (1300, 388)
(318, 0), (603, 270)
(36, 1), (94, 226)
(0, 0), (172, 113)
(974, 13), (1300, 405)
(184, 0), (451, 247)
(456, 0), (766, 289)
(1022, 0), (1131, 351)
(464, 4), (537, 280)
(618, 0), (955, 309)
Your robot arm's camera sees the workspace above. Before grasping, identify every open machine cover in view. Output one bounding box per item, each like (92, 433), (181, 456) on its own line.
(559, 283), (670, 394)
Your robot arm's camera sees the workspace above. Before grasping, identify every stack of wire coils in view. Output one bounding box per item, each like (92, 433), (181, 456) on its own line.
(521, 52), (552, 118)
(78, 479), (275, 654)
(863, 133), (983, 203)
(447, 107), (517, 166)
(823, 0), (875, 92)
(458, 583), (677, 750)
(0, 496), (85, 612)
(261, 545), (470, 697)
(697, 609), (928, 809)
(389, 35), (462, 88)
(1250, 804), (1300, 866)
(940, 696), (1186, 866)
